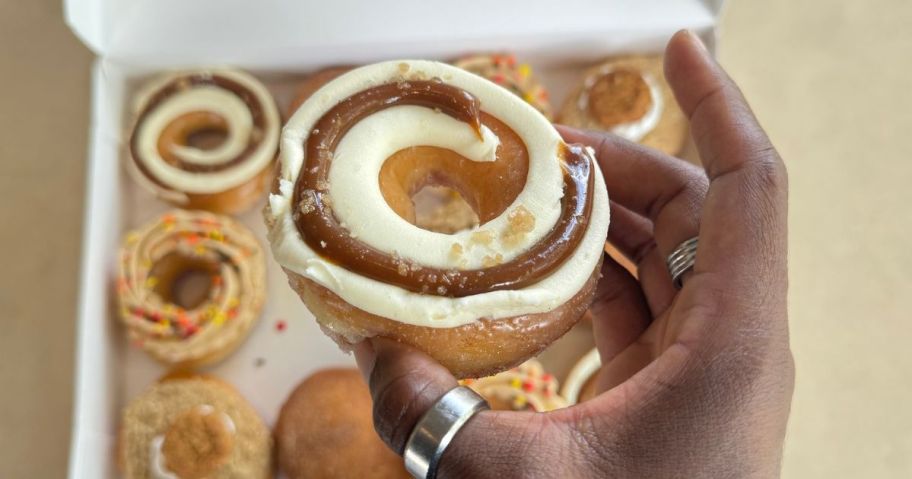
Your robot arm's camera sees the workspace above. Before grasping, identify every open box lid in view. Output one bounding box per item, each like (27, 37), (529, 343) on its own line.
(65, 0), (724, 68)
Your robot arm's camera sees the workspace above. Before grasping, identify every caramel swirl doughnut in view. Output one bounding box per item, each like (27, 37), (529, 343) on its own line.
(128, 69), (280, 214)
(266, 60), (610, 377)
(116, 210), (266, 368)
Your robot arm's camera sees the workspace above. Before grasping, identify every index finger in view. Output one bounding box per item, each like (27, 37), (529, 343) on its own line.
(664, 30), (789, 290)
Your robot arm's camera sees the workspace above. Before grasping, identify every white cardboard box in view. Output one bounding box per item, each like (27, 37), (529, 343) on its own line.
(65, 1), (723, 477)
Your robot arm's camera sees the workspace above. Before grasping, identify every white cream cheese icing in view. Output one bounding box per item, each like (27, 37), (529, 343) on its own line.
(267, 60), (610, 328)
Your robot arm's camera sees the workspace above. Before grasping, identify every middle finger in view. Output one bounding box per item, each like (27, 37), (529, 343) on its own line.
(559, 126), (708, 262)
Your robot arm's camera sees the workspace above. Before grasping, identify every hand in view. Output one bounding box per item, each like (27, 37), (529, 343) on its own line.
(353, 30), (794, 478)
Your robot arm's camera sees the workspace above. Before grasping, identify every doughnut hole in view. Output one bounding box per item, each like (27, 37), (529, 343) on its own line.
(411, 185), (479, 234)
(587, 69), (653, 127)
(149, 253), (220, 310)
(378, 113), (529, 234)
(158, 111), (230, 164)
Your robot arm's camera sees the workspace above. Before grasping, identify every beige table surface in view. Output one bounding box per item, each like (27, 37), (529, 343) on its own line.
(2, 0), (911, 477)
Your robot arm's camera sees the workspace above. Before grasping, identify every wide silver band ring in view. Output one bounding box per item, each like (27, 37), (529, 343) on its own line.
(403, 386), (489, 479)
(666, 237), (699, 289)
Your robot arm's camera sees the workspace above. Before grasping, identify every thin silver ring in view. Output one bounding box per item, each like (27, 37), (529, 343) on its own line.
(403, 386), (489, 479)
(666, 237), (699, 289)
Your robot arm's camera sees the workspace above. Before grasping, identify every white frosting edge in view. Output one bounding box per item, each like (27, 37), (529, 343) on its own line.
(267, 60), (610, 328)
(560, 348), (602, 404)
(147, 405), (236, 479)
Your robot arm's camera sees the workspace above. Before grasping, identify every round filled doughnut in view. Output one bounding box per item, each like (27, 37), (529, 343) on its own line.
(116, 210), (266, 369)
(274, 369), (407, 478)
(461, 359), (567, 411)
(453, 53), (553, 119)
(128, 69), (281, 214)
(265, 60), (610, 379)
(558, 55), (689, 156)
(118, 374), (272, 478)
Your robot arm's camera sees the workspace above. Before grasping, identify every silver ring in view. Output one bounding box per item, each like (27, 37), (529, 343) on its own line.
(403, 386), (489, 479)
(666, 237), (699, 289)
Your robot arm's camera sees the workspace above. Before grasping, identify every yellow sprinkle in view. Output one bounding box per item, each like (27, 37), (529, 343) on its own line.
(144, 277), (159, 288)
(141, 259), (152, 269)
(513, 395), (527, 408)
(158, 319), (171, 332)
(212, 311), (227, 326)
(126, 232), (141, 245)
(227, 298), (240, 308)
(209, 230), (225, 241)
(194, 245), (206, 255)
(510, 378), (522, 389)
(163, 223), (175, 232)
(518, 63), (531, 78)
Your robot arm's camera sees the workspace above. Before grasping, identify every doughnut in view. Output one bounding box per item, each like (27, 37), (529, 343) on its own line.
(116, 210), (266, 369)
(453, 53), (553, 119)
(128, 69), (281, 214)
(275, 369), (407, 478)
(287, 66), (353, 116)
(265, 60), (610, 379)
(461, 359), (567, 411)
(561, 347), (602, 404)
(558, 55), (689, 155)
(118, 374), (272, 478)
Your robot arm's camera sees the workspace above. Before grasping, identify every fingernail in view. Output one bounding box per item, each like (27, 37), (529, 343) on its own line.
(352, 339), (376, 383)
(685, 29), (708, 53)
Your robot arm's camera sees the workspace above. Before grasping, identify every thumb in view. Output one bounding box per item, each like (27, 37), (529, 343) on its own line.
(354, 337), (585, 477)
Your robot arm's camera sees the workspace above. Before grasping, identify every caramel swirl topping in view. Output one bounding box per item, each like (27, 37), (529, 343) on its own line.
(292, 80), (594, 297)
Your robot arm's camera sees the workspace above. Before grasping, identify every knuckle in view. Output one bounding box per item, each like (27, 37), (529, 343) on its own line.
(371, 367), (439, 453)
(744, 148), (788, 196)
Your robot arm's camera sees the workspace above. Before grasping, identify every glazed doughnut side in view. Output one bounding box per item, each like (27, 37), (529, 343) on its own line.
(283, 259), (600, 379)
(266, 60), (610, 331)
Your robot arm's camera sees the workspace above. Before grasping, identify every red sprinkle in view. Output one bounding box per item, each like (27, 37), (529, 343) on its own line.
(522, 381), (535, 392)
(542, 373), (553, 382)
(184, 324), (199, 337)
(276, 320), (287, 332)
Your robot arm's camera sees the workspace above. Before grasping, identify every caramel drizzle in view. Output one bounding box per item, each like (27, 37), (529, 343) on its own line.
(292, 80), (594, 297)
(130, 73), (268, 183)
